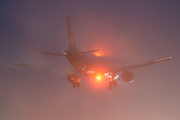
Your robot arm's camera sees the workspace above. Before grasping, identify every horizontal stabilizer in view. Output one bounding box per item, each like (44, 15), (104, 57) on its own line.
(37, 52), (66, 56)
(81, 49), (99, 55)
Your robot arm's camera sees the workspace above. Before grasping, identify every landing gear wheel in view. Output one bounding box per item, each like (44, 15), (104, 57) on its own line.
(109, 86), (113, 90)
(109, 81), (113, 90)
(73, 83), (76, 88)
(77, 82), (80, 88)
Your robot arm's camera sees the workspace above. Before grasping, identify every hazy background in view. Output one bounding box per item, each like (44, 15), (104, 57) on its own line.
(0, 0), (180, 120)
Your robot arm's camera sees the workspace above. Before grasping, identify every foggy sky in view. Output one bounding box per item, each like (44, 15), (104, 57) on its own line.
(0, 0), (180, 120)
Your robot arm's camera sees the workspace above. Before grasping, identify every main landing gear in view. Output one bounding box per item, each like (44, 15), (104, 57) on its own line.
(72, 81), (80, 88)
(108, 80), (117, 90)
(67, 74), (81, 88)
(106, 72), (118, 90)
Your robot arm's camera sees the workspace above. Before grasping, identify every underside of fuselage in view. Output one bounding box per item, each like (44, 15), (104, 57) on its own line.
(65, 50), (96, 76)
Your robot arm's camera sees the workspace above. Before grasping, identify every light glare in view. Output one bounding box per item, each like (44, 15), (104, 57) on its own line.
(96, 76), (101, 80)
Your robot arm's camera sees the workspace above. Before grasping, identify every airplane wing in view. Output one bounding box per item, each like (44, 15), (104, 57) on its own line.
(37, 52), (66, 56)
(7, 62), (78, 74)
(111, 56), (172, 73)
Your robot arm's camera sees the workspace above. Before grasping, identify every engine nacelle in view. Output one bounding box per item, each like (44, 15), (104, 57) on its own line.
(122, 70), (134, 83)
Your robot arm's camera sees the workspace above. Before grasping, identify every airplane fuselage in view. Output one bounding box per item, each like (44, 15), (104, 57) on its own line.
(64, 50), (97, 76)
(64, 50), (82, 63)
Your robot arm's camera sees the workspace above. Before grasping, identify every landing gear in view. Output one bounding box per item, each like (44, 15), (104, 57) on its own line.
(77, 82), (80, 88)
(73, 83), (76, 88)
(109, 81), (113, 90)
(72, 82), (80, 88)
(106, 72), (118, 90)
(108, 80), (117, 90)
(67, 74), (81, 88)
(113, 80), (117, 86)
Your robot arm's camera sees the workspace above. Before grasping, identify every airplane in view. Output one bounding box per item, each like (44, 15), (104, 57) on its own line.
(8, 17), (172, 90)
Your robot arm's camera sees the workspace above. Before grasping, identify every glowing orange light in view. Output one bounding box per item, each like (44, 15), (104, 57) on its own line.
(96, 76), (101, 81)
(95, 53), (100, 56)
(94, 52), (101, 56)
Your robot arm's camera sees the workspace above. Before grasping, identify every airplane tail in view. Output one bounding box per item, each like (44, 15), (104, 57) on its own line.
(66, 16), (78, 51)
(37, 17), (99, 57)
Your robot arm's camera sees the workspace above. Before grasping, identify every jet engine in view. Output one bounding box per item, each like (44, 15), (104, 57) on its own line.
(122, 70), (134, 83)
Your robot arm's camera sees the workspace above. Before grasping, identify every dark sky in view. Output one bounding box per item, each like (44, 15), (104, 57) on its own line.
(0, 0), (180, 120)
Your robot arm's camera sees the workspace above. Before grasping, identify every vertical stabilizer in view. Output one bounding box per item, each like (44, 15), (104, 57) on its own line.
(66, 16), (78, 51)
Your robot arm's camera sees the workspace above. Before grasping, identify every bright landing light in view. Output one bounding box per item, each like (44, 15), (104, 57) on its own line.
(95, 53), (100, 56)
(93, 52), (101, 56)
(96, 76), (101, 81)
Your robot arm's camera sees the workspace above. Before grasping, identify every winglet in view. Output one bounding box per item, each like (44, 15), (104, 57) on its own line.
(155, 56), (172, 62)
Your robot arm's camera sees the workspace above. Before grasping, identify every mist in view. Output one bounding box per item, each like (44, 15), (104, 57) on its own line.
(0, 0), (180, 120)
